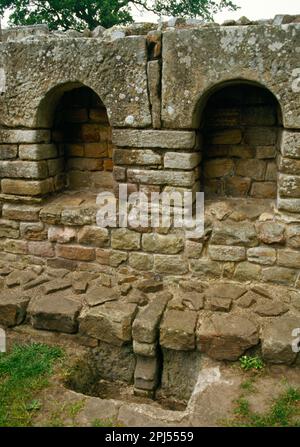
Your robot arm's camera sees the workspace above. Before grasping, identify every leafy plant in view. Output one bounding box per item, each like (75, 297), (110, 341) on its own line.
(0, 0), (238, 31)
(239, 355), (265, 371)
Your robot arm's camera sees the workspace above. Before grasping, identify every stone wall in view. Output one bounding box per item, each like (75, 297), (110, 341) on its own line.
(0, 16), (300, 395)
(0, 18), (299, 288)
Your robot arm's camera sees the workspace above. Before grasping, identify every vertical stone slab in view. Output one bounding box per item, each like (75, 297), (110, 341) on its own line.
(147, 60), (161, 129)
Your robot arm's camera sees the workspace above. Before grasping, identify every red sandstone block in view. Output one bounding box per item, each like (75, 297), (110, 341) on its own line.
(56, 244), (96, 261)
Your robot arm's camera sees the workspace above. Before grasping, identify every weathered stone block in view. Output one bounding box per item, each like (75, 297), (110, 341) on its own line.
(261, 315), (300, 364)
(136, 279), (163, 294)
(211, 221), (257, 247)
(79, 302), (137, 346)
(93, 342), (136, 384)
(111, 229), (140, 250)
(4, 239), (28, 254)
(278, 156), (300, 175)
(112, 130), (196, 149)
(0, 129), (51, 144)
(160, 310), (197, 351)
(85, 285), (119, 307)
(266, 162), (277, 181)
(19, 144), (57, 160)
(0, 219), (19, 239)
(114, 149), (161, 166)
(247, 247), (276, 265)
(78, 226), (109, 247)
(185, 240), (203, 259)
(56, 245), (96, 261)
(0, 292), (30, 327)
(254, 301), (288, 317)
(225, 176), (251, 197)
(142, 232), (184, 254)
(256, 146), (276, 159)
(147, 59), (161, 129)
(28, 241), (55, 258)
(250, 182), (277, 198)
(132, 292), (171, 343)
(261, 267), (297, 286)
(233, 262), (261, 281)
(190, 258), (222, 277)
(279, 131), (300, 159)
(29, 295), (82, 334)
(205, 283), (246, 300)
(1, 178), (53, 196)
(203, 159), (234, 178)
(0, 145), (17, 159)
(60, 207), (96, 226)
(128, 252), (154, 271)
(236, 159), (266, 180)
(197, 314), (259, 361)
(209, 245), (246, 262)
(164, 152), (201, 170)
(133, 340), (157, 357)
(134, 356), (159, 391)
(277, 250), (300, 269)
(286, 225), (300, 248)
(127, 169), (196, 187)
(154, 255), (188, 274)
(48, 226), (76, 243)
(255, 221), (285, 244)
(2, 204), (41, 221)
(279, 174), (300, 198)
(0, 160), (48, 179)
(277, 198), (300, 213)
(208, 296), (232, 312)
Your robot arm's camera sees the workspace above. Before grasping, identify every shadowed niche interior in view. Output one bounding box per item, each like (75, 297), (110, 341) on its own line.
(52, 85), (115, 193)
(200, 83), (282, 199)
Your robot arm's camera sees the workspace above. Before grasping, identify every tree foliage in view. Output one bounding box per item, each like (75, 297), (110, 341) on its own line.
(0, 0), (238, 31)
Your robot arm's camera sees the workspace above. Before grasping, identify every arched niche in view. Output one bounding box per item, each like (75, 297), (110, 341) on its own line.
(197, 81), (283, 200)
(36, 83), (114, 194)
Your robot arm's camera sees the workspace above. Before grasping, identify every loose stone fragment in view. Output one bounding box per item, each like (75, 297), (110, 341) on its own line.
(79, 302), (138, 346)
(0, 292), (30, 327)
(29, 295), (82, 334)
(136, 279), (163, 294)
(261, 315), (300, 364)
(160, 310), (198, 351)
(44, 278), (72, 295)
(197, 314), (259, 361)
(85, 285), (120, 307)
(181, 292), (205, 311)
(254, 301), (289, 317)
(132, 292), (172, 343)
(208, 297), (232, 312)
(23, 275), (50, 290)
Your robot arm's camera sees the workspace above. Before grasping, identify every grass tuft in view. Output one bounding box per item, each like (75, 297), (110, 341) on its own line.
(0, 343), (63, 427)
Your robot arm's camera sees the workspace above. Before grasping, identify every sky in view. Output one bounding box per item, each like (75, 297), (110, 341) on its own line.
(1, 0), (300, 27)
(133, 0), (300, 24)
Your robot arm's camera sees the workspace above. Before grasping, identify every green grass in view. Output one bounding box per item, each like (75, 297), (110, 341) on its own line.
(92, 418), (123, 427)
(239, 355), (265, 371)
(230, 386), (300, 427)
(0, 343), (63, 427)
